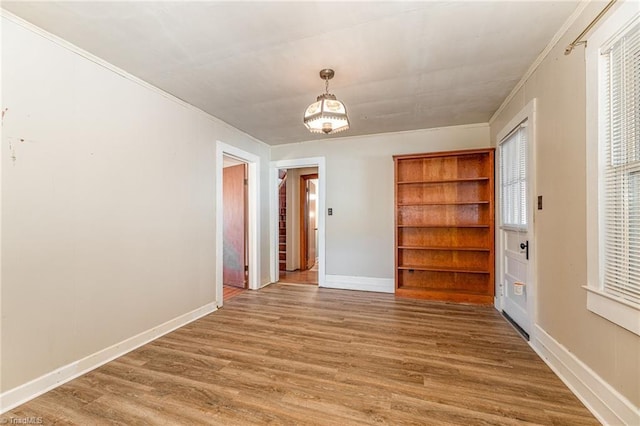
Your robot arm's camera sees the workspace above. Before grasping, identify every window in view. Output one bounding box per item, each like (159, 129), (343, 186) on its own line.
(630, 171), (640, 280)
(499, 122), (528, 229)
(601, 20), (640, 306)
(586, 5), (640, 336)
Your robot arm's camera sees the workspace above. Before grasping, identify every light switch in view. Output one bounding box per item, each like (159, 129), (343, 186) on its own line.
(328, 208), (333, 216)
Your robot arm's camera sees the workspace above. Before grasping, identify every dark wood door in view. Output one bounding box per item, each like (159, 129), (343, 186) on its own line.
(223, 163), (247, 288)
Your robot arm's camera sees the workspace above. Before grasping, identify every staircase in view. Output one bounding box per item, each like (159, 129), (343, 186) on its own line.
(278, 172), (287, 272)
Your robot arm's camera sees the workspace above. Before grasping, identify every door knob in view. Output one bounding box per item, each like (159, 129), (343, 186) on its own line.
(520, 241), (529, 260)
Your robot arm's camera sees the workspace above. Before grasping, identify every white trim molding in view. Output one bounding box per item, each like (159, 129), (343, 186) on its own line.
(583, 286), (640, 336)
(532, 325), (640, 426)
(323, 275), (394, 293)
(0, 303), (217, 414)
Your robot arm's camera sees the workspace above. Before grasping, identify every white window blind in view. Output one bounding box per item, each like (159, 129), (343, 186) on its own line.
(500, 122), (528, 229)
(601, 19), (640, 305)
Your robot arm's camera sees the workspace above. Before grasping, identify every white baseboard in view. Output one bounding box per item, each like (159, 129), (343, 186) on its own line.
(0, 302), (218, 414)
(531, 325), (639, 425)
(322, 274), (394, 293)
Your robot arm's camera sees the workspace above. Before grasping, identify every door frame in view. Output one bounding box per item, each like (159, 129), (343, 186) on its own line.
(270, 157), (326, 286)
(299, 173), (319, 271)
(495, 98), (537, 339)
(216, 141), (260, 307)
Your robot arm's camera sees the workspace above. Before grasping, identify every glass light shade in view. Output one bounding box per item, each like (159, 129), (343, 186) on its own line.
(303, 93), (350, 134)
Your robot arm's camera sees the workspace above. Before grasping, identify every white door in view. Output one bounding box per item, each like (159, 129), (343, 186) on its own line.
(502, 229), (529, 334)
(307, 180), (317, 269)
(499, 121), (532, 337)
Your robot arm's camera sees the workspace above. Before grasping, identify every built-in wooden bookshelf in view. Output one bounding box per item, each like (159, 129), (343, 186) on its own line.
(394, 148), (495, 304)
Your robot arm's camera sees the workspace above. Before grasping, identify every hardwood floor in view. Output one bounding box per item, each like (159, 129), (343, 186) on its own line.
(223, 284), (246, 301)
(3, 284), (597, 425)
(278, 266), (318, 285)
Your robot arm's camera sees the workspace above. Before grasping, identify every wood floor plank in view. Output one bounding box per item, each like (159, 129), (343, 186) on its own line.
(1, 284), (598, 425)
(223, 285), (246, 302)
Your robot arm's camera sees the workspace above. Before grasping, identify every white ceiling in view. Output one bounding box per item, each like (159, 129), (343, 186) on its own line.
(2, 1), (580, 145)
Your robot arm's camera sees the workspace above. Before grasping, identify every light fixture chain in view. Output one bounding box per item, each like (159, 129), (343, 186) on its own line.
(325, 77), (329, 94)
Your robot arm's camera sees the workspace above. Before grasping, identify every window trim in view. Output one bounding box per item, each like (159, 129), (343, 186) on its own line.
(585, 2), (640, 336)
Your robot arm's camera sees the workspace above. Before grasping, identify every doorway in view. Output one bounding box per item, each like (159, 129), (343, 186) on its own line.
(222, 156), (248, 295)
(216, 141), (260, 307)
(496, 100), (536, 339)
(271, 157), (326, 286)
(277, 168), (319, 285)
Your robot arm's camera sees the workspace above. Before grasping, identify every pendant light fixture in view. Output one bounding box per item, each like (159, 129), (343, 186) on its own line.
(303, 69), (350, 135)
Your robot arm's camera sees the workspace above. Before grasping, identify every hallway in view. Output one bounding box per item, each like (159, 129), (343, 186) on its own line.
(278, 260), (318, 285)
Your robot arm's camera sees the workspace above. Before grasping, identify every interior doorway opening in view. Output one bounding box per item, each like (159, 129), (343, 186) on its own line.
(216, 141), (260, 307)
(277, 167), (319, 285)
(271, 157), (326, 287)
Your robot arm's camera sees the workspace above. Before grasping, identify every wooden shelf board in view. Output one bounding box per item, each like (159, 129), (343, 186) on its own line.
(398, 246), (490, 252)
(397, 201), (490, 206)
(397, 224), (490, 228)
(395, 287), (494, 305)
(393, 148), (495, 161)
(397, 177), (490, 185)
(397, 265), (490, 274)
(397, 286), (489, 295)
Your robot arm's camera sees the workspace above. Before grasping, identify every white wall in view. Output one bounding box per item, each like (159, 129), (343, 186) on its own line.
(490, 2), (640, 420)
(1, 15), (271, 394)
(271, 124), (490, 287)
